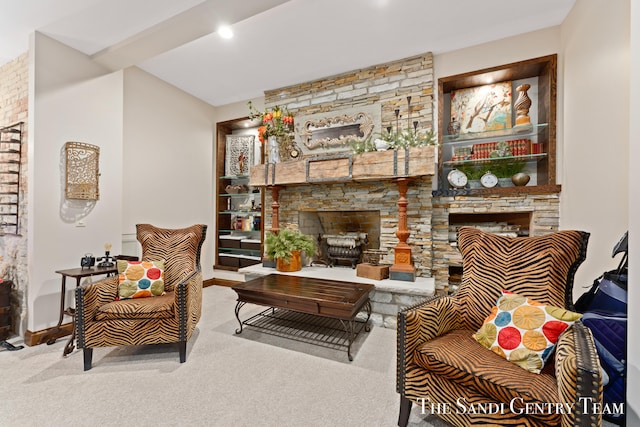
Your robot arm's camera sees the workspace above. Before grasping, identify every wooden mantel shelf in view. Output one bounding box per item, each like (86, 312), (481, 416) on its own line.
(249, 145), (436, 187)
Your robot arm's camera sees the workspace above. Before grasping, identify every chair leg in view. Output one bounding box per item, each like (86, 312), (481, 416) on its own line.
(83, 348), (93, 371)
(178, 341), (186, 363)
(398, 395), (412, 427)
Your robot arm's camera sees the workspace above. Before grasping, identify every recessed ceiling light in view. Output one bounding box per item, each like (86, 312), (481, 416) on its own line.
(218, 25), (233, 39)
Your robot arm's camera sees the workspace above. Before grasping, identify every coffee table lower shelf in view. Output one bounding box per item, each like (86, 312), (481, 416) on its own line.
(234, 304), (371, 361)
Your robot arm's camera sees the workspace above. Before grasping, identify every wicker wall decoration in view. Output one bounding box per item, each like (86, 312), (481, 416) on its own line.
(64, 142), (100, 200)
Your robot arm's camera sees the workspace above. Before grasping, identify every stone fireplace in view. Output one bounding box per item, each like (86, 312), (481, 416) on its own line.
(263, 176), (434, 277)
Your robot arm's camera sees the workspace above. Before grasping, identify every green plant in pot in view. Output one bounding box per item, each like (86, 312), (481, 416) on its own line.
(458, 164), (485, 188)
(489, 159), (526, 186)
(265, 228), (317, 272)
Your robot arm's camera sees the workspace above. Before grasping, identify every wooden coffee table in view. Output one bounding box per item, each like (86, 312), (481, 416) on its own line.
(233, 274), (374, 361)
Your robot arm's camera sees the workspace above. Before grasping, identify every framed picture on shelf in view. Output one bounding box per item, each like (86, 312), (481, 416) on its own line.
(451, 81), (513, 134)
(225, 135), (255, 176)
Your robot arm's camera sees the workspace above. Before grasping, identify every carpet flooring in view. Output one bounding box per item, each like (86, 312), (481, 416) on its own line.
(0, 285), (449, 427)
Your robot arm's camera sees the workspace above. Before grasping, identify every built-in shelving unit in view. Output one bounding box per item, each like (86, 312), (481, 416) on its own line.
(215, 119), (263, 271)
(0, 122), (23, 235)
(436, 55), (558, 196)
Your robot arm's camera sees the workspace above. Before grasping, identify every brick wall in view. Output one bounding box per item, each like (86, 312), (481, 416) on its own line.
(0, 53), (29, 334)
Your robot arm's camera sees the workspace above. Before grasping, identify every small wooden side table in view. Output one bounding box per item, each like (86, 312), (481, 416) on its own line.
(45, 266), (117, 356)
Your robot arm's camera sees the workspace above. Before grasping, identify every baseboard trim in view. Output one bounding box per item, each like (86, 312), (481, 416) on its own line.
(213, 278), (241, 287)
(203, 278), (216, 288)
(24, 323), (73, 347)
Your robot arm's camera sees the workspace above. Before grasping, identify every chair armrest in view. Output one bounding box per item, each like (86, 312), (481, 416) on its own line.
(555, 321), (603, 427)
(76, 276), (119, 321)
(397, 295), (461, 394)
(174, 268), (203, 340)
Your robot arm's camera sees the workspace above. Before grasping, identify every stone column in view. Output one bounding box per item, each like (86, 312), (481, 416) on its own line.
(390, 178), (415, 281)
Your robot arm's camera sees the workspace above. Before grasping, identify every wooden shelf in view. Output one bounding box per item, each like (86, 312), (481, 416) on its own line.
(249, 145), (436, 187)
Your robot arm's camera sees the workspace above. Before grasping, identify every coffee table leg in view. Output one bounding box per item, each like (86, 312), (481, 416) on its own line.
(363, 300), (372, 332)
(338, 319), (355, 361)
(337, 299), (373, 361)
(234, 301), (247, 334)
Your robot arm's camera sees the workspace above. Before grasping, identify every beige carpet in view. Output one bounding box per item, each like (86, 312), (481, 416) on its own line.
(0, 285), (449, 427)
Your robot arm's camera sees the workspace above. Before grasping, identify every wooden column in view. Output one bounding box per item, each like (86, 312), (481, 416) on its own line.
(390, 178), (416, 281)
(270, 186), (281, 234)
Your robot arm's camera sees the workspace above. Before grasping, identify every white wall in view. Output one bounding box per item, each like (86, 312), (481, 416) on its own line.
(122, 67), (216, 279)
(29, 33), (124, 331)
(627, 0), (638, 421)
(214, 96), (263, 123)
(560, 0), (630, 287)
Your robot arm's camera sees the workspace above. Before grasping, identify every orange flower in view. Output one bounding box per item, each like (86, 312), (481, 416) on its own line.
(248, 101), (295, 140)
(258, 126), (267, 143)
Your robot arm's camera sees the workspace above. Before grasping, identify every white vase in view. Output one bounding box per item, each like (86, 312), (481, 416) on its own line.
(268, 136), (280, 163)
(374, 138), (389, 151)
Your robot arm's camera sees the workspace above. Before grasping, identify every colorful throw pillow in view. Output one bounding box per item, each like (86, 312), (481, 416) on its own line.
(473, 290), (582, 374)
(117, 260), (165, 299)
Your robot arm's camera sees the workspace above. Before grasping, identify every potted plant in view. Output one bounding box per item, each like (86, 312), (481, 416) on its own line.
(265, 228), (317, 272)
(490, 159), (526, 187)
(458, 164), (486, 188)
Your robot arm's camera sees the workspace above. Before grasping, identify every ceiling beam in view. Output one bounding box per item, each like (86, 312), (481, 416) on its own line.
(91, 0), (289, 71)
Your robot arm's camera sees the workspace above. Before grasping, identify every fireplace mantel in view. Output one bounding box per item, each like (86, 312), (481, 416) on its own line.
(249, 145), (435, 187)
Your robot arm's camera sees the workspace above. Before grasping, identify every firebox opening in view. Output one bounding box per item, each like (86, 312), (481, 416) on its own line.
(299, 210), (381, 267)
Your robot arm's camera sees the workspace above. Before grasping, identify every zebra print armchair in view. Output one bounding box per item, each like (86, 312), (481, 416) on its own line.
(397, 227), (602, 427)
(76, 224), (207, 371)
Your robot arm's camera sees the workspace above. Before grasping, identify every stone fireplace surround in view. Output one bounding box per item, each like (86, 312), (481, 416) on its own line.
(263, 176), (434, 278)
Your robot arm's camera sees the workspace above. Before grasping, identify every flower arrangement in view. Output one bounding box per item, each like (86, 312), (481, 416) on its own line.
(248, 101), (295, 143)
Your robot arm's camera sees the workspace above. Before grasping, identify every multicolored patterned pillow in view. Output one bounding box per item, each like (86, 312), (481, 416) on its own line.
(473, 290), (582, 374)
(117, 260), (165, 299)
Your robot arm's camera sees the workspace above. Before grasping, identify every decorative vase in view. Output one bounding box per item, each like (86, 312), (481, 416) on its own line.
(374, 138), (390, 151)
(267, 136), (281, 163)
(514, 84), (532, 126)
(512, 172), (531, 186)
(447, 118), (460, 138)
(276, 250), (302, 272)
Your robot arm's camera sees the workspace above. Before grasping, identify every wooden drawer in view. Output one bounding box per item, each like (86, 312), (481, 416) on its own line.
(219, 236), (243, 249)
(239, 257), (261, 268)
(218, 254), (240, 268)
(240, 239), (261, 251)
